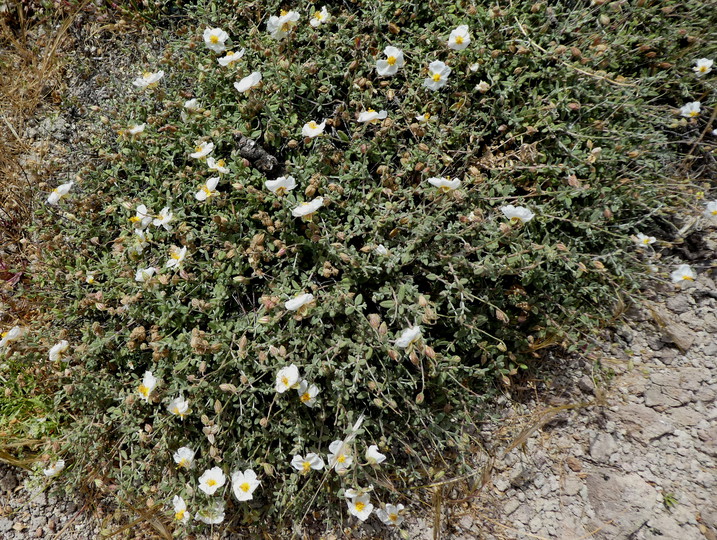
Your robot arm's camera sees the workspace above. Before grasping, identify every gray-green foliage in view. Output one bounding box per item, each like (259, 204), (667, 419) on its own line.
(26, 0), (715, 532)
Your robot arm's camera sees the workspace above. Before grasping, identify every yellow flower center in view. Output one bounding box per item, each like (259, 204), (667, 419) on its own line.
(175, 510), (185, 521)
(217, 159), (225, 167)
(314, 12), (323, 20)
(699, 66), (708, 72)
(178, 458), (188, 468)
(689, 111), (699, 117)
(423, 113), (431, 120)
(711, 210), (717, 215)
(300, 392), (311, 402)
(439, 185), (452, 193)
(308, 121), (318, 129)
(337, 454), (346, 463)
(389, 513), (398, 522)
(455, 35), (464, 44)
(642, 238), (650, 244)
(202, 186), (213, 197)
(281, 22), (291, 31)
(275, 186), (287, 196)
(210, 35), (219, 44)
(129, 216), (140, 222)
(432, 73), (442, 82)
(143, 71), (151, 78)
(240, 482), (251, 492)
(281, 376), (289, 386)
(1, 332), (6, 338)
(367, 108), (375, 113)
(682, 275), (694, 281)
(171, 252), (182, 260)
(280, 9), (288, 15)
(387, 56), (396, 66)
(139, 384), (149, 397)
(207, 479), (217, 487)
(195, 145), (203, 153)
(355, 502), (365, 512)
(302, 461), (311, 472)
(87, 276), (95, 283)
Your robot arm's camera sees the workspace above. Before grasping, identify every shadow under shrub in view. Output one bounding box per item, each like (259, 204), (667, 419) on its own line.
(26, 0), (715, 533)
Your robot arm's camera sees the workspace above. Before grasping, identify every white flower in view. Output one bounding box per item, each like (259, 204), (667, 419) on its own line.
(218, 49), (245, 67)
(428, 177), (461, 192)
(357, 109), (387, 123)
(190, 141), (214, 159)
(475, 80), (491, 93)
(168, 395), (191, 418)
(48, 340), (69, 362)
(448, 25), (471, 51)
(135, 266), (157, 283)
(265, 176), (296, 195)
(234, 71), (262, 93)
(376, 503), (405, 527)
(231, 469), (260, 502)
(415, 112), (432, 123)
(85, 273), (96, 284)
(365, 445), (386, 465)
(138, 371), (157, 402)
(267, 9), (300, 40)
(671, 264), (696, 283)
(276, 364), (301, 393)
(43, 460), (65, 477)
(130, 204), (153, 229)
(127, 123), (145, 136)
(680, 101), (701, 118)
(634, 233), (656, 247)
(375, 244), (389, 256)
(153, 206), (173, 230)
(376, 46), (405, 77)
(347, 494), (373, 521)
(181, 99), (200, 122)
(423, 60), (451, 91)
(196, 176), (220, 201)
(0, 326), (25, 351)
(172, 495), (190, 524)
(703, 200), (717, 219)
(693, 58), (713, 76)
(301, 120), (325, 138)
(327, 440), (353, 474)
(291, 197), (324, 219)
(291, 453), (325, 474)
(207, 157), (230, 174)
(132, 70), (164, 90)
(195, 501), (224, 524)
(285, 292), (314, 311)
(198, 467), (226, 495)
(46, 181), (73, 205)
(128, 229), (149, 256)
(184, 98), (200, 112)
(297, 380), (320, 407)
(166, 246), (187, 269)
(203, 27), (229, 53)
(395, 326), (421, 349)
(310, 6), (330, 27)
(173, 447), (195, 470)
(500, 204), (535, 224)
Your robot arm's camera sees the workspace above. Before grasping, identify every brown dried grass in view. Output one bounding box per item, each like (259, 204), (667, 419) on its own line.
(0, 2), (86, 324)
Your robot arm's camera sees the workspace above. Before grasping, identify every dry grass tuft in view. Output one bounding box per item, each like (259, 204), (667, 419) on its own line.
(0, 2), (87, 324)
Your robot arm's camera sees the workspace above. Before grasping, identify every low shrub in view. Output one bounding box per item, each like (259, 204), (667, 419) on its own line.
(9, 0), (715, 533)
